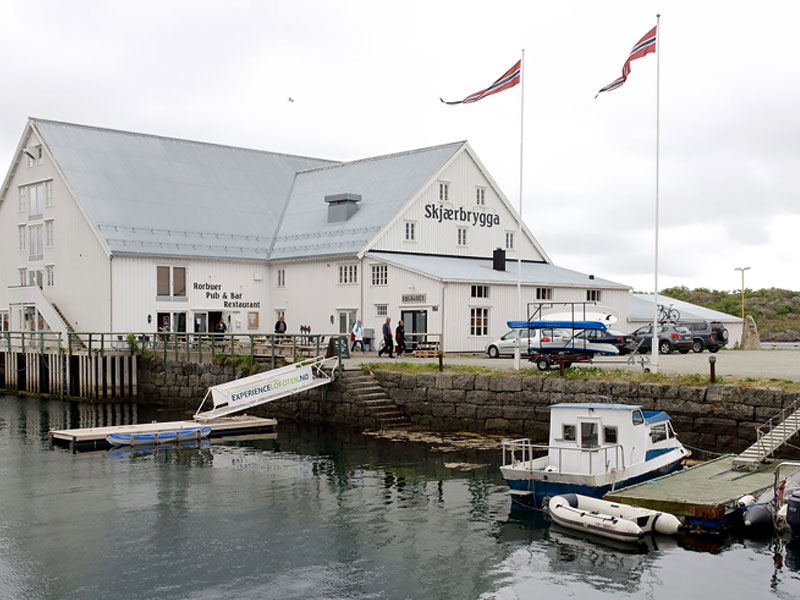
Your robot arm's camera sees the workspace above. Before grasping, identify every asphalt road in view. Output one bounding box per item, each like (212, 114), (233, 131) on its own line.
(342, 348), (800, 382)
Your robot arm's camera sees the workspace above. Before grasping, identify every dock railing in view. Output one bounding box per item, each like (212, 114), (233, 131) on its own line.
(501, 438), (627, 475)
(1, 330), (349, 373)
(753, 397), (800, 460)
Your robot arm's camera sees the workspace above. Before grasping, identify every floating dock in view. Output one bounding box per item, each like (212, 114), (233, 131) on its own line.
(604, 455), (800, 532)
(49, 415), (277, 451)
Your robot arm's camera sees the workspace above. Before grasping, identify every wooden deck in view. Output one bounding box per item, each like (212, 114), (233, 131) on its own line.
(50, 415), (277, 451)
(604, 455), (799, 529)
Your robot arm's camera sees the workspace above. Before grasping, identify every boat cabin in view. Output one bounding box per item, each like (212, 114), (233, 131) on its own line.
(547, 403), (678, 474)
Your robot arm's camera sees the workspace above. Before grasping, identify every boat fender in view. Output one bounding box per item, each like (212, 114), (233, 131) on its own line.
(737, 495), (756, 507)
(787, 491), (800, 538)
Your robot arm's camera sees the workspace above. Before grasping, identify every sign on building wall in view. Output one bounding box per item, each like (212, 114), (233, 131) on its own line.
(401, 293), (426, 303)
(424, 204), (500, 227)
(192, 281), (261, 309)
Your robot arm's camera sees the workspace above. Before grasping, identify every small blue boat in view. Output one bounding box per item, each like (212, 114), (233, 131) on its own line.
(106, 426), (211, 447)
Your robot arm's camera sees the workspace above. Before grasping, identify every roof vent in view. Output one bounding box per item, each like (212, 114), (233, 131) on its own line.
(589, 274), (595, 280)
(324, 193), (362, 223)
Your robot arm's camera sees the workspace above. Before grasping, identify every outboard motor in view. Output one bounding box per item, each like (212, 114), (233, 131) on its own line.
(788, 491), (800, 538)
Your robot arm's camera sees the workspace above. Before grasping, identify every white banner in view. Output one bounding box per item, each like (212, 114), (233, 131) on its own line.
(210, 364), (314, 409)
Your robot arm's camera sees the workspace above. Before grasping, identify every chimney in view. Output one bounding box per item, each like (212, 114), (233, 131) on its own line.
(324, 193), (362, 223)
(493, 248), (506, 271)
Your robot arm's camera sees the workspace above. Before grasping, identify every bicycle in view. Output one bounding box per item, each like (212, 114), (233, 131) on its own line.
(657, 303), (680, 323)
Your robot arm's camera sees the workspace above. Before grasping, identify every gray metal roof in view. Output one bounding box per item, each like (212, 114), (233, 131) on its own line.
(630, 293), (742, 323)
(34, 119), (336, 259)
(270, 143), (463, 260)
(366, 252), (630, 288)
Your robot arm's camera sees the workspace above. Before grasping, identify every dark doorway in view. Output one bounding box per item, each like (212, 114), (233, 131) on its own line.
(400, 310), (427, 351)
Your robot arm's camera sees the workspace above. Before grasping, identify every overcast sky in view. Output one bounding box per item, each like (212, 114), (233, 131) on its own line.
(2, 0), (798, 293)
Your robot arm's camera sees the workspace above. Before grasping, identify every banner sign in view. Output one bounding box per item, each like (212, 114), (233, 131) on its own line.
(210, 364), (313, 409)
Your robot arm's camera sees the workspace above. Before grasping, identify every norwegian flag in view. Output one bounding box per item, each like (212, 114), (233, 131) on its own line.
(440, 60), (521, 105)
(595, 25), (656, 98)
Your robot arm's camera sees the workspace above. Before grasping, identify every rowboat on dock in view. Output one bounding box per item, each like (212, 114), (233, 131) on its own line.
(106, 426), (211, 447)
(501, 402), (688, 509)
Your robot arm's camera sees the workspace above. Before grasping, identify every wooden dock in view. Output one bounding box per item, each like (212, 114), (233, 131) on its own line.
(604, 455), (800, 531)
(49, 415), (277, 451)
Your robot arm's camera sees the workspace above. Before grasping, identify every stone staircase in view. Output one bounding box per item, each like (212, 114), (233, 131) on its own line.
(341, 369), (409, 429)
(733, 398), (800, 470)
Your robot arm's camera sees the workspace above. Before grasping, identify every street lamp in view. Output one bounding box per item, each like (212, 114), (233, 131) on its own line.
(734, 266), (750, 320)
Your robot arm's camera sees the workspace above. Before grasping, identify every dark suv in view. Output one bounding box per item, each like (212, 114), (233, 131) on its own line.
(678, 320), (721, 353)
(631, 324), (693, 354)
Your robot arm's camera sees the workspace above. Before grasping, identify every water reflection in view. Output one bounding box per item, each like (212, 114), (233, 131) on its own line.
(1, 394), (800, 599)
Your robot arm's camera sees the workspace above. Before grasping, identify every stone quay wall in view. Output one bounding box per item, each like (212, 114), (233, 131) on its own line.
(372, 371), (800, 454)
(135, 361), (799, 454)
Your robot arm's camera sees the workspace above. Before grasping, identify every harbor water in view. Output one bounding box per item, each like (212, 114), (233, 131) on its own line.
(1, 393), (799, 600)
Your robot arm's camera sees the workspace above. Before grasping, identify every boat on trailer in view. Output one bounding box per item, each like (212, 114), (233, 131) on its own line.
(548, 493), (683, 543)
(106, 426), (211, 447)
(506, 320), (619, 357)
(501, 402), (688, 510)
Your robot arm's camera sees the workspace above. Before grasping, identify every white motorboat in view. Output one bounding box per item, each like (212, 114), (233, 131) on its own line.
(501, 402), (688, 509)
(548, 493), (682, 543)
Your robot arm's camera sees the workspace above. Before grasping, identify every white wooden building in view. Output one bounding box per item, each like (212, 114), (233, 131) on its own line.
(0, 119), (631, 352)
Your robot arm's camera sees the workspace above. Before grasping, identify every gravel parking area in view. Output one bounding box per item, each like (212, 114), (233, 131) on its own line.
(342, 349), (800, 382)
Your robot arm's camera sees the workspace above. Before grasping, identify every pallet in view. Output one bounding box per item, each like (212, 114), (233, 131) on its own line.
(412, 350), (443, 358)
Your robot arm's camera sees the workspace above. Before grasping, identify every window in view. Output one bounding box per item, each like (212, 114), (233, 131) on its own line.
(476, 186), (486, 205)
(439, 181), (449, 202)
(505, 231), (514, 249)
(586, 289), (602, 302)
(457, 227), (467, 246)
(45, 264), (54, 287)
(376, 304), (388, 317)
(45, 220), (54, 247)
(581, 422), (599, 448)
(27, 183), (44, 219)
(0, 311), (8, 332)
(470, 307), (488, 336)
(26, 145), (42, 167)
(277, 268), (285, 287)
(632, 410), (644, 426)
(650, 424), (667, 444)
(28, 225), (43, 260)
(470, 284), (489, 298)
(536, 287), (553, 300)
(371, 264), (388, 286)
(156, 266), (187, 298)
(404, 221), (416, 241)
(604, 426), (618, 445)
(19, 268), (27, 286)
(18, 187), (26, 212)
(18, 225), (26, 251)
(562, 424), (576, 441)
(45, 181), (53, 207)
(338, 264), (358, 284)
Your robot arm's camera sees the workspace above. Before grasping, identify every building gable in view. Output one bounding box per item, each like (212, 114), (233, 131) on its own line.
(368, 144), (549, 262)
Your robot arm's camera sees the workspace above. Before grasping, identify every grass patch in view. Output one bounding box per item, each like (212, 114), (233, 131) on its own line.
(361, 361), (800, 392)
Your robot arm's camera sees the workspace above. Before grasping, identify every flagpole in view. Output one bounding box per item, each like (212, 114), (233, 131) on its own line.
(651, 14), (661, 372)
(514, 48), (525, 371)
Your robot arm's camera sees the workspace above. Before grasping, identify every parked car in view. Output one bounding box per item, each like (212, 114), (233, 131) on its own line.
(710, 321), (729, 347)
(485, 328), (570, 358)
(677, 320), (721, 353)
(631, 324), (693, 354)
(573, 328), (638, 355)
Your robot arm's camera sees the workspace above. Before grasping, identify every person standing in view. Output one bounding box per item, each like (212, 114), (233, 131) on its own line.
(351, 319), (365, 352)
(274, 315), (287, 334)
(395, 319), (406, 357)
(377, 317), (393, 358)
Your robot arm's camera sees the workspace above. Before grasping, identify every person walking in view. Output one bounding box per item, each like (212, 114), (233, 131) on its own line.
(395, 319), (406, 357)
(377, 317), (393, 358)
(351, 319), (365, 352)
